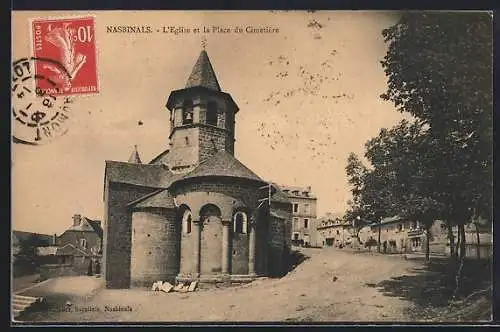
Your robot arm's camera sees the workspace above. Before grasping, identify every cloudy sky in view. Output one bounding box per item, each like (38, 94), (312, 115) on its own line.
(12, 11), (408, 234)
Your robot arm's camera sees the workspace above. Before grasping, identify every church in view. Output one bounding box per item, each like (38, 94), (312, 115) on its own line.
(103, 48), (293, 289)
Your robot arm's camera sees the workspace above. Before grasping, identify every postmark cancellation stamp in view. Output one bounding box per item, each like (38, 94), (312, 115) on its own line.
(12, 16), (99, 145)
(11, 57), (74, 145)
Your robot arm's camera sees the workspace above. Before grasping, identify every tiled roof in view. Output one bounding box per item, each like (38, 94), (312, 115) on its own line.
(176, 150), (264, 183)
(185, 50), (221, 91)
(128, 189), (176, 209)
(105, 160), (182, 188)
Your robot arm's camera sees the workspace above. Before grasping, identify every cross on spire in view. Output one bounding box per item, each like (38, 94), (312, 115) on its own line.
(185, 42), (221, 91)
(201, 36), (207, 50)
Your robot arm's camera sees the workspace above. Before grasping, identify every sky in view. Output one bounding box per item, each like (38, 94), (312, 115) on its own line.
(12, 11), (408, 235)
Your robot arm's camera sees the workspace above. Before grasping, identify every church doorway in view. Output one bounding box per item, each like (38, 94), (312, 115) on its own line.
(199, 204), (223, 274)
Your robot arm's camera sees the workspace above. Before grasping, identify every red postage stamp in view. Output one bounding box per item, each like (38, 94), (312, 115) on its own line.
(31, 16), (99, 96)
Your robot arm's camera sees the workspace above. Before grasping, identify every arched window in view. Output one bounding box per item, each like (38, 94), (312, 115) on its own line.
(233, 211), (248, 234)
(182, 100), (193, 125)
(80, 238), (88, 249)
(182, 209), (192, 234)
(206, 101), (218, 126)
(199, 204), (222, 226)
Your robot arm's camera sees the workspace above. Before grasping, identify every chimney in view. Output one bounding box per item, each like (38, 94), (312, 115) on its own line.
(73, 214), (81, 226)
(307, 186), (312, 192)
(53, 233), (57, 246)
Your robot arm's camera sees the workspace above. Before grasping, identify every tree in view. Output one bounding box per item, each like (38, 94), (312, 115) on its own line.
(365, 120), (447, 260)
(345, 153), (370, 243)
(345, 152), (386, 252)
(14, 234), (45, 275)
(343, 207), (372, 246)
(380, 12), (493, 260)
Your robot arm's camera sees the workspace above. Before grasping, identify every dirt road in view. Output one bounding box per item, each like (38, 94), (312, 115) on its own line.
(19, 248), (423, 322)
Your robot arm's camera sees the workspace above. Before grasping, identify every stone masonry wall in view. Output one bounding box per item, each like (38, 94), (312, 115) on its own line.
(180, 219), (195, 275)
(268, 216), (286, 277)
(231, 231), (249, 275)
(173, 179), (261, 215)
(167, 127), (200, 169)
(199, 126), (234, 162)
(130, 208), (180, 288)
(58, 230), (101, 256)
(104, 182), (158, 289)
(272, 201), (293, 274)
(200, 214), (223, 274)
(173, 178), (261, 276)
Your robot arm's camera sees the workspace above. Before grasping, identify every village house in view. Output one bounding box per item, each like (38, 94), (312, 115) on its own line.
(357, 216), (440, 253)
(280, 186), (318, 247)
(316, 212), (352, 248)
(357, 216), (413, 253)
(35, 214), (103, 277)
(356, 216), (492, 258)
(103, 48), (293, 289)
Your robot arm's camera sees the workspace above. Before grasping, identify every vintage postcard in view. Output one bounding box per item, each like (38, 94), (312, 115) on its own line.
(11, 10), (493, 324)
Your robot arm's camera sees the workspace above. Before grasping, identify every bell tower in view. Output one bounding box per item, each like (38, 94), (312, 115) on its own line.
(165, 47), (239, 173)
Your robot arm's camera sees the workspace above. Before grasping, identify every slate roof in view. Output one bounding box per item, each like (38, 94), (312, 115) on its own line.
(380, 215), (403, 225)
(37, 244), (89, 256)
(365, 216), (402, 227)
(270, 210), (289, 220)
(185, 50), (221, 91)
(105, 160), (182, 188)
(149, 149), (170, 165)
(36, 246), (59, 256)
(280, 185), (317, 199)
(128, 189), (176, 209)
(62, 216), (103, 239)
(175, 150), (264, 184)
(378, 216), (403, 225)
(318, 212), (343, 222)
(86, 218), (103, 238)
(12, 231), (53, 245)
(270, 184), (292, 204)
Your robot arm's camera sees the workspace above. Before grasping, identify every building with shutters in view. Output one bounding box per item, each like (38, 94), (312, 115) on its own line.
(280, 186), (318, 247)
(316, 212), (351, 248)
(103, 48), (293, 289)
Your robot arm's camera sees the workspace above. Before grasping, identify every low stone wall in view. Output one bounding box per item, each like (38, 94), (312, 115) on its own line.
(37, 264), (79, 280)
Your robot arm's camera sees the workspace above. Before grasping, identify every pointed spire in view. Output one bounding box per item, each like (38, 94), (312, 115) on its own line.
(185, 45), (221, 91)
(128, 145), (142, 164)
